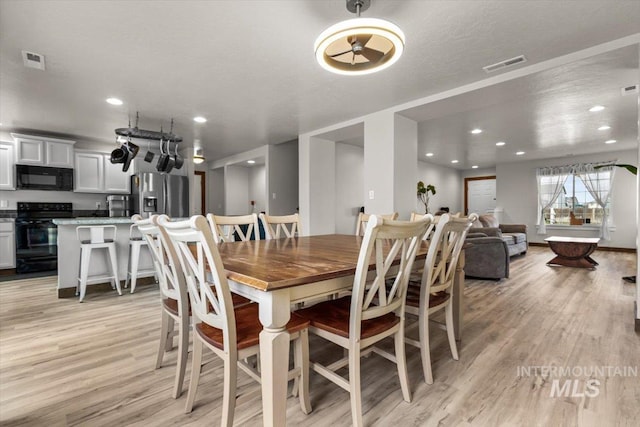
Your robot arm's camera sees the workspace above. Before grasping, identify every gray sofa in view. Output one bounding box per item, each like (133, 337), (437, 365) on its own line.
(465, 215), (528, 280)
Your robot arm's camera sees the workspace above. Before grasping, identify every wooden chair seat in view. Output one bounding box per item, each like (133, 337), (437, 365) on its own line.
(196, 303), (309, 351)
(296, 296), (399, 339)
(164, 291), (252, 316)
(405, 290), (450, 309)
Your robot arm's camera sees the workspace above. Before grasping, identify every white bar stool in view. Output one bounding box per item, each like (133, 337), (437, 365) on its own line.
(76, 225), (122, 302)
(125, 218), (157, 293)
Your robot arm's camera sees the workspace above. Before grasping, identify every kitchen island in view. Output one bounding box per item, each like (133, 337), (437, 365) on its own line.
(53, 217), (156, 298)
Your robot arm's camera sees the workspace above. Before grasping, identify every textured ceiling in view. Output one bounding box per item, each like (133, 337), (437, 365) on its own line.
(0, 1), (639, 165)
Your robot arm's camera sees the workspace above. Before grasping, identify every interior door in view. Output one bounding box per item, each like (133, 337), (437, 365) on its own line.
(465, 176), (496, 215)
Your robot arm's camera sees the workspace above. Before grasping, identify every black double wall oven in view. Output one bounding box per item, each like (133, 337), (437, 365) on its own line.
(15, 202), (73, 274)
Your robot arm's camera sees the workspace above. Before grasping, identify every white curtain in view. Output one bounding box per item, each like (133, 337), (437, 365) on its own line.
(576, 163), (616, 240)
(536, 166), (570, 234)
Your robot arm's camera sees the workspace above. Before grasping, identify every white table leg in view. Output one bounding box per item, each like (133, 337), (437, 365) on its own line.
(258, 290), (291, 427)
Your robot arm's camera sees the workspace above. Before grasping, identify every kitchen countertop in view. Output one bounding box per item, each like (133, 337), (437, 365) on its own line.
(53, 217), (134, 225)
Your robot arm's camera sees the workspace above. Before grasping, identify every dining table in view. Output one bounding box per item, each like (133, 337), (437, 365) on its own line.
(216, 233), (468, 427)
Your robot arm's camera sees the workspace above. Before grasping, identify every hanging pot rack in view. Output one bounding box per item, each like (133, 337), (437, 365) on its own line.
(114, 112), (183, 143)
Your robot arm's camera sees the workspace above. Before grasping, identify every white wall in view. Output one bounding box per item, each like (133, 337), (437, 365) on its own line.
(224, 165), (250, 215)
(335, 143), (364, 235)
(268, 140), (298, 216)
(364, 112), (394, 214)
(417, 161), (462, 215)
(497, 149), (638, 248)
(249, 165), (266, 213)
(208, 167), (225, 214)
(393, 115), (419, 219)
(299, 136), (336, 235)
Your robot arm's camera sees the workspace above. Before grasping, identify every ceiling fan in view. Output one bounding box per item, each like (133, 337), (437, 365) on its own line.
(314, 0), (405, 75)
(330, 34), (385, 65)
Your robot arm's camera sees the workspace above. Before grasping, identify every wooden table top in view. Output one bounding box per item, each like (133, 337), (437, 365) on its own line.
(544, 236), (600, 244)
(216, 234), (428, 292)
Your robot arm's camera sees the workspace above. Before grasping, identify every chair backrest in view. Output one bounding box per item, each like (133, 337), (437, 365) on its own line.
(410, 212), (435, 240)
(160, 215), (237, 354)
(206, 213), (260, 243)
(419, 214), (473, 298)
(76, 225), (116, 243)
(259, 213), (301, 239)
(355, 212), (399, 236)
(129, 214), (144, 240)
(135, 215), (188, 313)
(349, 215), (430, 342)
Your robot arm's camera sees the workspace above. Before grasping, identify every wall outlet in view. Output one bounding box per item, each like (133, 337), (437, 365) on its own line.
(368, 190), (375, 200)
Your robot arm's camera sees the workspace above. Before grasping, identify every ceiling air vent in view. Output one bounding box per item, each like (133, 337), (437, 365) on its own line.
(22, 50), (45, 70)
(483, 55), (526, 73)
(621, 84), (639, 96)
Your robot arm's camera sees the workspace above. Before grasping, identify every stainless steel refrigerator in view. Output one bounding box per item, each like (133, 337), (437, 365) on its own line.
(130, 173), (189, 218)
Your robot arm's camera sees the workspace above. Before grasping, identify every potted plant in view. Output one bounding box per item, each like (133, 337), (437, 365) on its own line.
(417, 181), (436, 214)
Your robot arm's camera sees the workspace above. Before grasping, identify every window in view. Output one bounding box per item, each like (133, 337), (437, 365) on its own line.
(542, 171), (611, 225)
(536, 162), (615, 238)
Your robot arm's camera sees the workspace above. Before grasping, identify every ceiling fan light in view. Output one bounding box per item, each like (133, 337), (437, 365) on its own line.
(314, 17), (405, 76)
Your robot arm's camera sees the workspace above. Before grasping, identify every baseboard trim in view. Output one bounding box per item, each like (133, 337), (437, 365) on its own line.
(57, 276), (157, 298)
(529, 242), (636, 253)
(0, 268), (17, 276)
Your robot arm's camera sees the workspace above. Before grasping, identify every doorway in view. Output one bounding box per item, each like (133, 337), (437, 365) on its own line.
(194, 171), (206, 215)
(464, 176), (496, 215)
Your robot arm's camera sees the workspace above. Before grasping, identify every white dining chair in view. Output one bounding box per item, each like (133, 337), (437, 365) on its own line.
(135, 214), (190, 399)
(355, 212), (398, 236)
(206, 213), (260, 243)
(404, 213), (473, 384)
(259, 212), (301, 239)
(295, 215), (430, 427)
(159, 215), (311, 423)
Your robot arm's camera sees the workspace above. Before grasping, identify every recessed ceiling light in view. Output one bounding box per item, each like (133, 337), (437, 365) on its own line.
(598, 125), (611, 131)
(516, 151), (525, 155)
(106, 97), (123, 106)
(496, 141), (506, 146)
(247, 160), (256, 164)
(605, 139), (617, 144)
(193, 116), (207, 123)
(451, 160), (459, 164)
(589, 105), (605, 112)
(471, 165), (479, 169)
(470, 128), (483, 134)
(425, 152), (434, 157)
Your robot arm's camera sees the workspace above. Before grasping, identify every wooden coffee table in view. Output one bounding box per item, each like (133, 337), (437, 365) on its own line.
(544, 236), (600, 269)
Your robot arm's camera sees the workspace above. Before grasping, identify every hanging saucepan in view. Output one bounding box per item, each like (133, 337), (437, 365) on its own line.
(156, 138), (170, 172)
(164, 141), (176, 173)
(144, 141), (155, 163)
(173, 142), (184, 169)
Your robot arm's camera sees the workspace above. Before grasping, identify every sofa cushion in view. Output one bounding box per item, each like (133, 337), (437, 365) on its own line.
(501, 235), (515, 245)
(479, 215), (499, 228)
(504, 232), (527, 244)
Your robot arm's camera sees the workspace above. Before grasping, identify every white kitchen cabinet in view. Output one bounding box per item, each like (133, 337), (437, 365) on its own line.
(0, 220), (15, 269)
(75, 151), (104, 192)
(0, 142), (15, 190)
(104, 157), (131, 193)
(75, 151), (131, 194)
(12, 133), (75, 168)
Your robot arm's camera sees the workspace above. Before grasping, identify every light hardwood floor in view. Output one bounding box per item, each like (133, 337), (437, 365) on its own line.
(1, 247), (638, 426)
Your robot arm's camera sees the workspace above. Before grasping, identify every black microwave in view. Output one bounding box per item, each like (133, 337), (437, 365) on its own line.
(16, 164), (74, 191)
